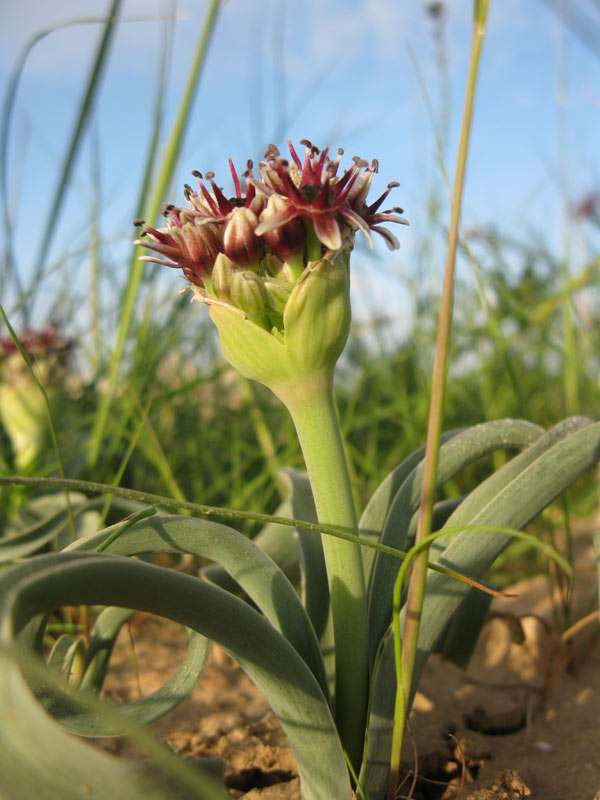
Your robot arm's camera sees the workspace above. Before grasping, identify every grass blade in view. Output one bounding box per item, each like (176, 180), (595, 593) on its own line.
(87, 0), (221, 467)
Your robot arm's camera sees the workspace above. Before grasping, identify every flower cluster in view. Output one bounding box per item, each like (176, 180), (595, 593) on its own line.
(134, 140), (407, 332)
(0, 324), (73, 361)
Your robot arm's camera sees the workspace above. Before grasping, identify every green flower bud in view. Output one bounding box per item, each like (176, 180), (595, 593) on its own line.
(264, 252), (305, 286)
(0, 327), (72, 471)
(210, 253), (235, 301)
(263, 277), (292, 315)
(208, 250), (350, 397)
(229, 269), (267, 316)
(0, 376), (51, 471)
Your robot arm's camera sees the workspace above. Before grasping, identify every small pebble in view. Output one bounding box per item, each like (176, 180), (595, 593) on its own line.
(533, 740), (553, 752)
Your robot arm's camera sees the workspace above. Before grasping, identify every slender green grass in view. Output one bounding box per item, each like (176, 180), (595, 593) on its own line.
(27, 0), (123, 321)
(0, 8), (128, 299)
(87, 0), (221, 468)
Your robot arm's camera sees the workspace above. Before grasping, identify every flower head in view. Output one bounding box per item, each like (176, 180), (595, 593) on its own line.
(0, 324), (73, 361)
(253, 140), (408, 251)
(133, 206), (221, 285)
(133, 141), (407, 391)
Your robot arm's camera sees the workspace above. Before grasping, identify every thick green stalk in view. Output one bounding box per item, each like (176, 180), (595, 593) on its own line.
(277, 369), (368, 773)
(390, 3), (489, 797)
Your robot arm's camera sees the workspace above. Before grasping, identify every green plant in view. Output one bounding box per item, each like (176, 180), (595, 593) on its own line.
(2, 122), (600, 798)
(2, 3), (600, 798)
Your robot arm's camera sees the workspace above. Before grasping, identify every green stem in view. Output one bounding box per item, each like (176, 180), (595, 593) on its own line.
(276, 369), (368, 772)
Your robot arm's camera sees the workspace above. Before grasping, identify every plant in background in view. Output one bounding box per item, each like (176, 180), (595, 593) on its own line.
(0, 324), (73, 472)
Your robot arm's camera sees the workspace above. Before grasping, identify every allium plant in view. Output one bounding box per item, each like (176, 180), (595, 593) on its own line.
(0, 325), (73, 472)
(1, 139), (600, 800)
(134, 141), (409, 770)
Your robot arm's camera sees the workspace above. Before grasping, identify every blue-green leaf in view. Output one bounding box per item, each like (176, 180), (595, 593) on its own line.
(67, 514), (327, 693)
(367, 419), (542, 661)
(0, 551), (351, 800)
(364, 417), (600, 799)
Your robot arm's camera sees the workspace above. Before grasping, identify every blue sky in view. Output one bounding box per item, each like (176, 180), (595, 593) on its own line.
(1, 0), (599, 337)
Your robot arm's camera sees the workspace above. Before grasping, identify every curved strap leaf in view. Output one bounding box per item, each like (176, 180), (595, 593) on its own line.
(0, 494), (91, 563)
(364, 417), (600, 799)
(367, 418), (542, 660)
(429, 416), (593, 558)
(0, 551), (351, 800)
(283, 467), (329, 640)
(0, 556), (226, 800)
(202, 468), (304, 591)
(358, 428), (465, 581)
(79, 606), (138, 691)
(68, 622), (210, 736)
(0, 494), (147, 563)
(67, 514), (327, 694)
(47, 634), (84, 685)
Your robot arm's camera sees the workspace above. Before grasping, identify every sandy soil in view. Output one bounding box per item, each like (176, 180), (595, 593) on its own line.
(92, 526), (600, 800)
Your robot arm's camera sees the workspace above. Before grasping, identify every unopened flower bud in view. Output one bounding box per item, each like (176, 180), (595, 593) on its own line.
(168, 215), (221, 282)
(230, 270), (267, 316)
(263, 278), (292, 314)
(264, 252), (304, 286)
(260, 163), (287, 195)
(248, 190), (267, 217)
(209, 250), (351, 394)
(259, 195), (306, 260)
(223, 207), (263, 267)
(210, 253), (235, 300)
